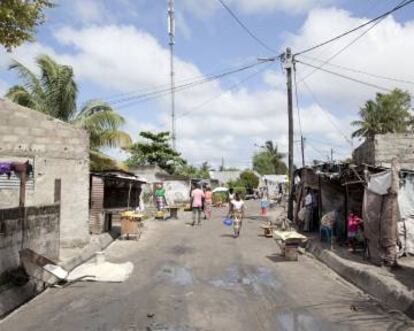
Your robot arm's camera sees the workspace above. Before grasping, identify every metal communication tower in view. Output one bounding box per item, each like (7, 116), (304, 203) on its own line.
(168, 0), (176, 149)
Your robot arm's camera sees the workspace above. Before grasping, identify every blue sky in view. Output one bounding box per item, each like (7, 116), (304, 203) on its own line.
(2, 0), (414, 169)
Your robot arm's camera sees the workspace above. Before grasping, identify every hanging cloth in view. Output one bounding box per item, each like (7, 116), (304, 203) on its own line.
(0, 162), (13, 178)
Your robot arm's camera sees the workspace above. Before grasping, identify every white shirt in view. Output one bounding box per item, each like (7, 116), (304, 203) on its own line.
(231, 200), (244, 211)
(305, 193), (313, 206)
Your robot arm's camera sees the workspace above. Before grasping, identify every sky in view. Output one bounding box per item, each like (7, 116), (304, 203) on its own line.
(2, 0), (414, 169)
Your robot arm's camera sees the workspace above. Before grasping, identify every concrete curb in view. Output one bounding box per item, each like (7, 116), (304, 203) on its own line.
(0, 233), (117, 319)
(306, 240), (414, 318)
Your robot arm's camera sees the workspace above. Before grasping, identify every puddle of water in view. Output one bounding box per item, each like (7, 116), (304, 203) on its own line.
(170, 245), (195, 256)
(209, 265), (280, 295)
(157, 265), (193, 286)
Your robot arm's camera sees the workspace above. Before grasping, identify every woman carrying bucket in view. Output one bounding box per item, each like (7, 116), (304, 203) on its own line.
(229, 193), (245, 238)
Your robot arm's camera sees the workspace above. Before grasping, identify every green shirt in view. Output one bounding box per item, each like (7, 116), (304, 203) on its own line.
(154, 188), (165, 197)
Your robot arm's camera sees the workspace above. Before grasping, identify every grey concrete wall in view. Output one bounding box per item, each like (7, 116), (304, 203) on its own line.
(0, 205), (60, 276)
(374, 133), (414, 170)
(0, 99), (90, 247)
(352, 138), (375, 166)
(353, 134), (414, 170)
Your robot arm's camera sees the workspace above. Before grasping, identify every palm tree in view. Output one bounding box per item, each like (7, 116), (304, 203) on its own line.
(352, 89), (413, 138)
(5, 54), (131, 151)
(264, 141), (287, 174)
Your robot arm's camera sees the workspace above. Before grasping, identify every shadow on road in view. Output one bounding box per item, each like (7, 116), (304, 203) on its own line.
(266, 254), (293, 263)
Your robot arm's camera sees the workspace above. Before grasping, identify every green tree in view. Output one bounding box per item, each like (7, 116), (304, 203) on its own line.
(352, 89), (413, 138)
(0, 0), (54, 51)
(239, 170), (259, 191)
(198, 161), (211, 179)
(264, 141), (287, 174)
(5, 54), (131, 151)
(253, 142), (287, 175)
(125, 131), (184, 174)
(253, 151), (274, 175)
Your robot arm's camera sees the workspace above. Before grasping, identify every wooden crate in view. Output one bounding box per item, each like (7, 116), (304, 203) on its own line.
(121, 216), (142, 240)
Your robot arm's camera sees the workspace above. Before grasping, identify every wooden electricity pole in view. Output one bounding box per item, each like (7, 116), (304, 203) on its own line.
(301, 135), (305, 167)
(284, 47), (294, 220)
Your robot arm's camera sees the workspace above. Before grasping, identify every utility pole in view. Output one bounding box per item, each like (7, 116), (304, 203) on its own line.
(331, 148), (334, 162)
(283, 47), (294, 220)
(168, 0), (176, 149)
(301, 135), (305, 167)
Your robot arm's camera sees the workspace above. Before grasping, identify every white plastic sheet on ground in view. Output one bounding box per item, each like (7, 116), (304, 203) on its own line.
(367, 170), (391, 195)
(67, 262), (134, 283)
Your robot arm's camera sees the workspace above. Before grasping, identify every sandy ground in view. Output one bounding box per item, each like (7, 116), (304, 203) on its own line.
(1, 201), (413, 331)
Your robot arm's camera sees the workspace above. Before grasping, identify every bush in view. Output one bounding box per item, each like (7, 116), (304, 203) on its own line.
(213, 192), (227, 204)
(232, 186), (246, 198)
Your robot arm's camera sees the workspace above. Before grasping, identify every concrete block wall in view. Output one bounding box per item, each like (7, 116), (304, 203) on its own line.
(0, 99), (90, 248)
(0, 205), (60, 276)
(353, 133), (414, 170)
(374, 134), (414, 170)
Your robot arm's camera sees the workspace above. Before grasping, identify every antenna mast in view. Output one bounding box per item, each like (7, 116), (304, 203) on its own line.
(168, 0), (176, 149)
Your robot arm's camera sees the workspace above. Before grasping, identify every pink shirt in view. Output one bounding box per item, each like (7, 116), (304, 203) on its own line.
(191, 189), (205, 208)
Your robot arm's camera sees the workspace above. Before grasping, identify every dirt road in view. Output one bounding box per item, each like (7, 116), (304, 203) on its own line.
(1, 201), (412, 331)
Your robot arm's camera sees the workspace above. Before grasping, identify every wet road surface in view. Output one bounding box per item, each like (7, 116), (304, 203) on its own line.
(1, 202), (413, 331)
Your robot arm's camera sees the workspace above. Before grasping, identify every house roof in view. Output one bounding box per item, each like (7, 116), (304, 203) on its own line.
(91, 170), (147, 183)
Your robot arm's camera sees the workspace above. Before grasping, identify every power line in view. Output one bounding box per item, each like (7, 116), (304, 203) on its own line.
(293, 65), (303, 136)
(299, 55), (414, 86)
(300, 79), (353, 147)
(296, 0), (408, 82)
(104, 62), (270, 103)
(216, 0), (276, 54)
(294, 0), (414, 56)
(297, 60), (392, 92)
(179, 62), (273, 118)
(112, 60), (271, 110)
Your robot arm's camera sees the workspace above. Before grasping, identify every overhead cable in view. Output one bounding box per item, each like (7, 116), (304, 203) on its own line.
(296, 0), (408, 82)
(179, 62), (273, 118)
(217, 0), (277, 54)
(112, 60), (271, 110)
(293, 66), (303, 137)
(294, 0), (414, 56)
(297, 60), (392, 92)
(299, 55), (414, 86)
(300, 79), (354, 147)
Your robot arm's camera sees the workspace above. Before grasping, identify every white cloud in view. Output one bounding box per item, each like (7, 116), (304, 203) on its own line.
(285, 8), (414, 112)
(69, 0), (115, 24)
(181, 0), (334, 17)
(0, 19), (367, 167)
(0, 79), (8, 96)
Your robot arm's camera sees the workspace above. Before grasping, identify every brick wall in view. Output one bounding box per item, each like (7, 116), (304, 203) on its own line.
(0, 205), (60, 277)
(0, 99), (90, 247)
(353, 133), (414, 170)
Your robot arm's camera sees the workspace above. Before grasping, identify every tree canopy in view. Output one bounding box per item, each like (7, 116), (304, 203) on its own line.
(0, 0), (54, 51)
(125, 131), (185, 174)
(253, 141), (287, 175)
(5, 54), (131, 152)
(228, 170), (259, 194)
(352, 89), (413, 138)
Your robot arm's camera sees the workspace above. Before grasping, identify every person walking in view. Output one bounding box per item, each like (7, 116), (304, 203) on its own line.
(191, 184), (205, 226)
(154, 183), (166, 211)
(230, 193), (245, 238)
(204, 186), (213, 220)
(260, 193), (269, 216)
(303, 187), (313, 232)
